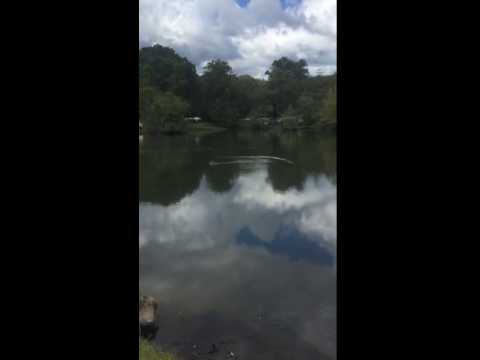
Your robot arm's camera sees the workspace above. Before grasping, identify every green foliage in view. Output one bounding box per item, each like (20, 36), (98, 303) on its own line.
(139, 86), (159, 123)
(233, 75), (270, 118)
(297, 94), (319, 125)
(303, 73), (336, 101)
(139, 45), (198, 104)
(201, 59), (234, 103)
(139, 45), (336, 132)
(251, 117), (273, 130)
(282, 105), (298, 117)
(248, 103), (274, 119)
(279, 106), (305, 130)
(153, 92), (189, 132)
(266, 57), (309, 117)
(200, 60), (240, 126)
(321, 83), (336, 125)
(139, 340), (177, 360)
(140, 89), (189, 132)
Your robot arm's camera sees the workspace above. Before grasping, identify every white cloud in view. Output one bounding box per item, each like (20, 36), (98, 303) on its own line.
(140, 0), (336, 77)
(139, 170), (336, 252)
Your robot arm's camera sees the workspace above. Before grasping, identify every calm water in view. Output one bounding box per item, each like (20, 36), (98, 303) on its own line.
(139, 130), (337, 359)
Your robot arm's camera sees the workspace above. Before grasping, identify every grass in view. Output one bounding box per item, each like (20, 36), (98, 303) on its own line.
(139, 339), (178, 360)
(186, 121), (226, 135)
(311, 119), (336, 132)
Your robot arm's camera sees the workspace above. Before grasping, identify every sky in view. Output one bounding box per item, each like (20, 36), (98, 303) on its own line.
(139, 0), (336, 78)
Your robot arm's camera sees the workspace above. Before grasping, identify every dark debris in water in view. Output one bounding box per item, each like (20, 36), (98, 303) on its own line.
(151, 311), (334, 359)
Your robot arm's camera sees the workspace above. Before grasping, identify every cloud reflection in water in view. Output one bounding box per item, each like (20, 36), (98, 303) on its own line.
(139, 168), (337, 359)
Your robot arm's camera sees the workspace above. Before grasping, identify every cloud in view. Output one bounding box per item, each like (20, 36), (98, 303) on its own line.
(139, 170), (336, 254)
(140, 0), (336, 77)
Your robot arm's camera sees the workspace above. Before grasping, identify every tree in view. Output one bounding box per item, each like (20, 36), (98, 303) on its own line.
(297, 94), (319, 125)
(139, 44), (336, 132)
(140, 90), (189, 132)
(248, 103), (274, 119)
(139, 86), (159, 124)
(202, 60), (234, 100)
(232, 75), (270, 118)
(321, 84), (336, 125)
(282, 105), (297, 117)
(200, 59), (238, 125)
(266, 57), (309, 117)
(303, 73), (336, 102)
(151, 92), (190, 130)
(139, 45), (199, 109)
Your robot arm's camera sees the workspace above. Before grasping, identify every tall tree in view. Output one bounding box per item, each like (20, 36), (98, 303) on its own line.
(233, 75), (271, 118)
(266, 57), (309, 117)
(200, 59), (239, 125)
(139, 45), (199, 108)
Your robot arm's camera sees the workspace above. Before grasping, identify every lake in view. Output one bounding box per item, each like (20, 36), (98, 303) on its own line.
(139, 129), (337, 359)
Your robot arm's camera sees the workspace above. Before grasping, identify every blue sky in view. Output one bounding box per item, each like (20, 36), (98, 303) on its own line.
(279, 0), (303, 9)
(140, 0), (336, 77)
(234, 0), (250, 7)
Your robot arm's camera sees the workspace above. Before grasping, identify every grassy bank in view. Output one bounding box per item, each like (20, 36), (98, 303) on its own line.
(142, 122), (226, 136)
(312, 120), (336, 132)
(139, 340), (178, 360)
(186, 122), (227, 135)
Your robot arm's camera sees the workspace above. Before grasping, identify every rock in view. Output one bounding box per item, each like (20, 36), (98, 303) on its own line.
(139, 295), (159, 340)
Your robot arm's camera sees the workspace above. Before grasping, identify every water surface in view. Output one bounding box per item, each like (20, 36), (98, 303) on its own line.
(140, 130), (336, 359)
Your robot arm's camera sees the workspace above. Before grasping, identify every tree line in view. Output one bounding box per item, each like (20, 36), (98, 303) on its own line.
(139, 44), (336, 130)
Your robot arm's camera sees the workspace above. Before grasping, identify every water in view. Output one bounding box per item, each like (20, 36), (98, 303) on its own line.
(140, 130), (337, 359)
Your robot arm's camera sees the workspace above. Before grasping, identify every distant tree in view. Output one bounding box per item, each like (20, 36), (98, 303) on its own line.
(248, 103), (274, 119)
(232, 75), (270, 118)
(297, 94), (319, 125)
(139, 45), (199, 108)
(282, 105), (298, 117)
(321, 84), (336, 125)
(201, 59), (239, 125)
(202, 60), (234, 99)
(203, 59), (234, 77)
(139, 86), (159, 124)
(266, 57), (309, 117)
(303, 73), (336, 101)
(139, 44), (336, 132)
(151, 92), (190, 129)
(140, 90), (189, 131)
